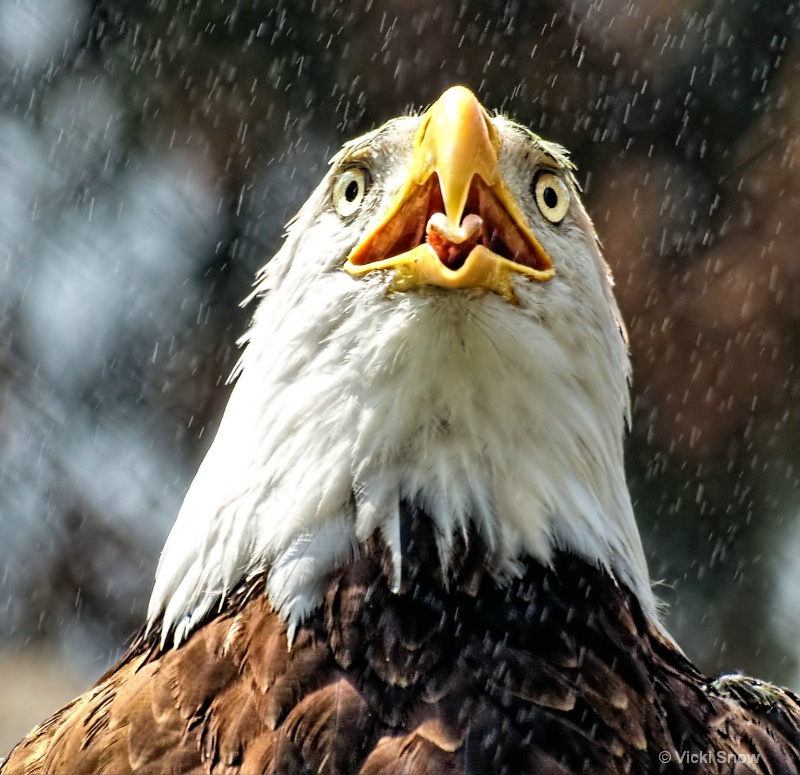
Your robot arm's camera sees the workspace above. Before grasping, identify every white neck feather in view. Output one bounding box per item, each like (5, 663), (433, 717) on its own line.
(148, 179), (658, 649)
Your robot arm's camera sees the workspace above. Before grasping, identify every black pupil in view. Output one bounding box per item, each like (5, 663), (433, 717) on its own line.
(345, 179), (360, 202)
(542, 185), (559, 209)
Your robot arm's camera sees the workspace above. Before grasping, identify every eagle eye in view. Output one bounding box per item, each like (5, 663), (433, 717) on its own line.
(333, 167), (371, 218)
(532, 171), (570, 224)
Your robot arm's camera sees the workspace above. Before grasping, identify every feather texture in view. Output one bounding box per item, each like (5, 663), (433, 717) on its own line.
(5, 508), (800, 774)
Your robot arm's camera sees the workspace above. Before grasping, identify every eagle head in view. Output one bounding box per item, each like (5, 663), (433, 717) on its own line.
(148, 87), (655, 647)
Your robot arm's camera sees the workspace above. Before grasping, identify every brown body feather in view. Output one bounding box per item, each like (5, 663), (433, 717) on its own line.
(4, 506), (800, 775)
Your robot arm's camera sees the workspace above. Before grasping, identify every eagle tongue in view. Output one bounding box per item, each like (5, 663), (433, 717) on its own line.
(426, 212), (482, 270)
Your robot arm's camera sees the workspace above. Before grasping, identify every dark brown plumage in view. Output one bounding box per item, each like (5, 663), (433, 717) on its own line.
(4, 505), (800, 774)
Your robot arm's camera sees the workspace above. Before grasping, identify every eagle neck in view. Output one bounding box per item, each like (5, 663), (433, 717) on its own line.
(147, 279), (660, 647)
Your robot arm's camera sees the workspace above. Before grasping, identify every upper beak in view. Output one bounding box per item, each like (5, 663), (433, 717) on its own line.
(343, 86), (555, 302)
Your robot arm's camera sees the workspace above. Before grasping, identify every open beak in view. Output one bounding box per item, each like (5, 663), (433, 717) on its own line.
(343, 86), (555, 303)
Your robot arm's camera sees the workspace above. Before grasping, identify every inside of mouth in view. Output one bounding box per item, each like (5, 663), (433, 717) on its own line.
(348, 175), (546, 273)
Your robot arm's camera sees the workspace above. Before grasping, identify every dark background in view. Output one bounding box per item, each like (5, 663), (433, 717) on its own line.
(2, 0), (800, 751)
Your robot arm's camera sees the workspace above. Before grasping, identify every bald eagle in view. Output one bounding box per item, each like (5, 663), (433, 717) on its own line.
(3, 87), (800, 775)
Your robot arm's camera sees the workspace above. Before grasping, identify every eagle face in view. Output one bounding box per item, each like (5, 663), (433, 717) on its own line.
(149, 87), (654, 647)
(270, 88), (613, 316)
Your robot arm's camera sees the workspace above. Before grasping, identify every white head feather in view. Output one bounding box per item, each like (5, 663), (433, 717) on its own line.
(147, 107), (660, 648)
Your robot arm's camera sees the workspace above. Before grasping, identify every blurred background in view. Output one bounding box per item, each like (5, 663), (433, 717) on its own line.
(1, 0), (799, 752)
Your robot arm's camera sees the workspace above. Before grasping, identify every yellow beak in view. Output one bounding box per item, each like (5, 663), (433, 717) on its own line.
(343, 86), (555, 302)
